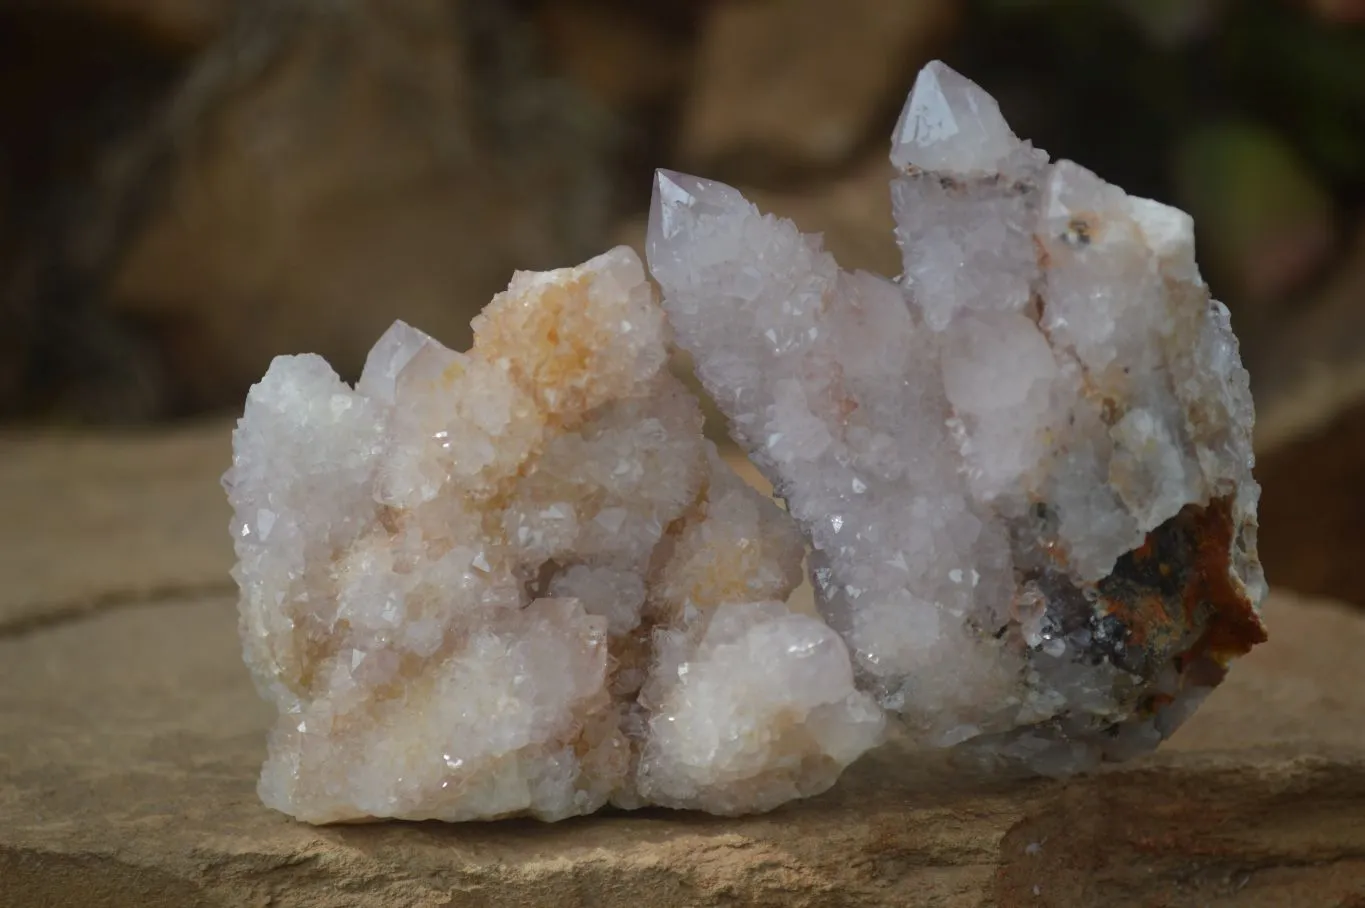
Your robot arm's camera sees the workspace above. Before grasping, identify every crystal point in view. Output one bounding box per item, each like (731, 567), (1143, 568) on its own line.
(647, 169), (751, 281)
(890, 60), (1019, 173)
(650, 61), (1267, 776)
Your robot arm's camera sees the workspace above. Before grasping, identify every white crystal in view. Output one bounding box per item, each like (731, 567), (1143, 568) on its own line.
(356, 319), (433, 404)
(648, 61), (1267, 776)
(890, 60), (1019, 174)
(638, 600), (885, 815)
(226, 246), (883, 823)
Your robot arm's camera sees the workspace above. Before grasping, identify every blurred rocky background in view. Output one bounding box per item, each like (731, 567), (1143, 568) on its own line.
(1, 0), (1364, 605)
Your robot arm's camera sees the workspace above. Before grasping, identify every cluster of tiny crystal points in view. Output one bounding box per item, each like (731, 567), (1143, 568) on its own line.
(648, 61), (1267, 775)
(227, 61), (1268, 823)
(226, 247), (884, 822)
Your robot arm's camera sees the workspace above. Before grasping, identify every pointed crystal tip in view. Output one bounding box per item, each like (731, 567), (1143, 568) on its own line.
(890, 60), (1018, 174)
(357, 319), (434, 404)
(646, 169), (748, 273)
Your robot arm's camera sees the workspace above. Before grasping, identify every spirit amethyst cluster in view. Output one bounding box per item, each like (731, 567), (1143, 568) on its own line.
(226, 61), (1267, 823)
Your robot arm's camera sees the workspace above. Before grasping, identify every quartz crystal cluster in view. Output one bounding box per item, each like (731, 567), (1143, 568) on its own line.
(225, 247), (884, 823)
(228, 59), (1270, 824)
(647, 61), (1268, 775)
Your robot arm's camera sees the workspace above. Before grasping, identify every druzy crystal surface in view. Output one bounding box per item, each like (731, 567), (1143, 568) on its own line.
(648, 61), (1268, 774)
(225, 247), (883, 823)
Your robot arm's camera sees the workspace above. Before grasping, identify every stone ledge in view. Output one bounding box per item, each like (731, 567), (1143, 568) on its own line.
(2, 591), (1362, 907)
(0, 423), (234, 634)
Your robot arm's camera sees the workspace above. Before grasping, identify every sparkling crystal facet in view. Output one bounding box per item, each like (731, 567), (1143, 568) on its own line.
(226, 247), (883, 823)
(649, 61), (1267, 777)
(890, 60), (1018, 174)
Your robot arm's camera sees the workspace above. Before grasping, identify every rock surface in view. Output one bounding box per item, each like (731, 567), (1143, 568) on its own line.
(650, 61), (1268, 774)
(0, 422), (233, 633)
(0, 423), (1362, 905)
(1, 583), (1361, 908)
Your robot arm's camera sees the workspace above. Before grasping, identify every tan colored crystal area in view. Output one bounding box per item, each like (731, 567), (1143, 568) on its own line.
(224, 246), (883, 823)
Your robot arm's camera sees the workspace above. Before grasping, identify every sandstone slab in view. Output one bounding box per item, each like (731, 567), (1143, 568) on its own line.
(0, 422), (234, 634)
(0, 400), (1359, 905)
(1, 590), (1361, 907)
